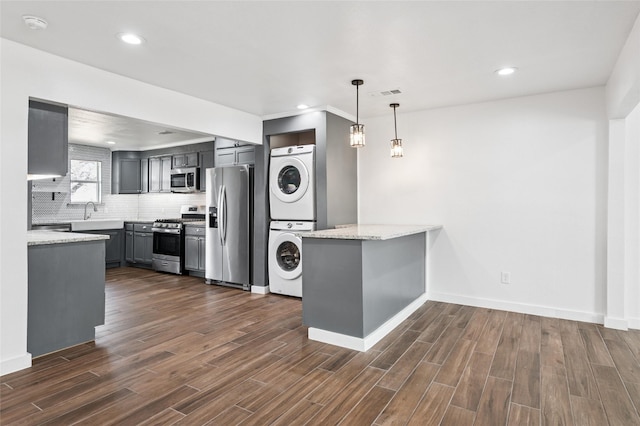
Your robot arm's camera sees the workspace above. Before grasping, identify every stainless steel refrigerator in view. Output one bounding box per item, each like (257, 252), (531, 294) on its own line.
(205, 165), (253, 290)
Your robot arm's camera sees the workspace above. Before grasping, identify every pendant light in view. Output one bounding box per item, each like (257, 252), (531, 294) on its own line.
(350, 79), (365, 148)
(390, 103), (403, 158)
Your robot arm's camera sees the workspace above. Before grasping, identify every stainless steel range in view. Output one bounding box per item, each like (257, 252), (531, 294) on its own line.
(152, 205), (205, 274)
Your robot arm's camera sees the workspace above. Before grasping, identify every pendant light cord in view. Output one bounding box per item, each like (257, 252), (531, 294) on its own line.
(393, 105), (398, 139)
(356, 84), (360, 125)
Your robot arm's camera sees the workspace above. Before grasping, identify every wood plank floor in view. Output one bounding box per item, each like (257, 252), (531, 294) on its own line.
(2, 267), (640, 425)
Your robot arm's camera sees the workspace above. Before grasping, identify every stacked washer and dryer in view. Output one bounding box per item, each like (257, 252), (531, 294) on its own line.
(268, 145), (316, 297)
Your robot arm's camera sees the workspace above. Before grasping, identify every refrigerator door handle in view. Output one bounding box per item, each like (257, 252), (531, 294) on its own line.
(221, 185), (228, 245)
(217, 184), (224, 247)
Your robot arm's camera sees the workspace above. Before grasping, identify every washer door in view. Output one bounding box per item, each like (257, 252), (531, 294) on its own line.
(271, 233), (303, 280)
(270, 157), (310, 204)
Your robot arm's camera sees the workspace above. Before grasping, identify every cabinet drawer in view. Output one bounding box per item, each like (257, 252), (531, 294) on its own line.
(185, 226), (206, 236)
(125, 223), (134, 231)
(134, 223), (153, 232)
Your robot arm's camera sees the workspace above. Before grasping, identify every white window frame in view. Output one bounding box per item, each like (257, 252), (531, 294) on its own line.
(70, 159), (102, 203)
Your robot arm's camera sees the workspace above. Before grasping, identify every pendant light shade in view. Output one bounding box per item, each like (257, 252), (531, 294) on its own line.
(350, 79), (365, 148)
(390, 103), (403, 158)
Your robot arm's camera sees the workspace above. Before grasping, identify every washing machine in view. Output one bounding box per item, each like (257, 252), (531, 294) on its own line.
(269, 220), (316, 298)
(269, 145), (316, 221)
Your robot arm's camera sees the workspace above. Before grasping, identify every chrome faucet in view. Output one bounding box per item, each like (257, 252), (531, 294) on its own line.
(84, 201), (97, 220)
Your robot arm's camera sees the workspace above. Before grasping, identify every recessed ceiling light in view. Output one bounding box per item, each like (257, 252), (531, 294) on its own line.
(106, 141), (116, 145)
(22, 15), (48, 30)
(496, 67), (518, 76)
(118, 33), (145, 45)
(297, 104), (309, 110)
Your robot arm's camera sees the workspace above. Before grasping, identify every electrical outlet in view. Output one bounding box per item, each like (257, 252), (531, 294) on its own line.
(501, 271), (511, 284)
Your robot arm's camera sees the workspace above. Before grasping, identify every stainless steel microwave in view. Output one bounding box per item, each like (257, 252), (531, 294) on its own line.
(170, 167), (200, 193)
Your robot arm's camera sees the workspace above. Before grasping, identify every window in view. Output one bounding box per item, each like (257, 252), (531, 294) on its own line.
(70, 160), (102, 203)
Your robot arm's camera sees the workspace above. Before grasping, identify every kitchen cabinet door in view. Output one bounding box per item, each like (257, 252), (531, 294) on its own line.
(102, 229), (123, 266)
(28, 100), (68, 178)
(161, 156), (172, 192)
(142, 233), (153, 264)
(214, 145), (255, 167)
(134, 232), (153, 264)
(198, 237), (206, 271)
(119, 159), (142, 194)
(236, 146), (255, 165)
(140, 159), (149, 193)
(173, 152), (198, 168)
(125, 230), (134, 262)
(185, 236), (200, 271)
(149, 156), (172, 192)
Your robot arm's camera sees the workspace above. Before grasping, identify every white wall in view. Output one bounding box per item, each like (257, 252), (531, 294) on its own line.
(0, 39), (262, 375)
(358, 87), (608, 322)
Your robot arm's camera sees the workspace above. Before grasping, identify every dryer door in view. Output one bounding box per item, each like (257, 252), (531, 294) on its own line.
(271, 233), (303, 280)
(270, 157), (310, 204)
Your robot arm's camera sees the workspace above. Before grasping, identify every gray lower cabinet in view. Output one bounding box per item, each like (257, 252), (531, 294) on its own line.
(28, 240), (105, 357)
(76, 229), (124, 268)
(185, 225), (206, 275)
(125, 223), (154, 266)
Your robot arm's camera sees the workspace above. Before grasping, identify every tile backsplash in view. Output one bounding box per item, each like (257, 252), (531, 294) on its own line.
(32, 144), (206, 223)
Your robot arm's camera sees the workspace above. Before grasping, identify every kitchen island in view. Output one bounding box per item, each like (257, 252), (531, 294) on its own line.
(300, 224), (442, 351)
(27, 231), (109, 357)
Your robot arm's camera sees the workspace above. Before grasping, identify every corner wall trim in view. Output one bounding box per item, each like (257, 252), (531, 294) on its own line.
(604, 316), (629, 330)
(251, 285), (270, 295)
(0, 353), (32, 376)
(308, 293), (429, 351)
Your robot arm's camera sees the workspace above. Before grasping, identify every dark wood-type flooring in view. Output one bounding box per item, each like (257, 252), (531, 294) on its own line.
(2, 267), (640, 425)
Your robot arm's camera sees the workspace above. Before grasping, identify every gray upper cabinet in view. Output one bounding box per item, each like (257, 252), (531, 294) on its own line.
(140, 158), (149, 193)
(199, 150), (214, 191)
(215, 137), (255, 167)
(119, 159), (142, 194)
(149, 156), (171, 192)
(172, 152), (198, 169)
(28, 100), (68, 177)
(112, 152), (148, 194)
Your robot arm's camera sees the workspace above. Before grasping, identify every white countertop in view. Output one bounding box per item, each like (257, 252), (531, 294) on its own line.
(27, 230), (110, 246)
(298, 224), (443, 241)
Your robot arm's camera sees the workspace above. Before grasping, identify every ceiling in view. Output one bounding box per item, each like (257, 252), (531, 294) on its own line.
(68, 107), (214, 151)
(2, 1), (640, 148)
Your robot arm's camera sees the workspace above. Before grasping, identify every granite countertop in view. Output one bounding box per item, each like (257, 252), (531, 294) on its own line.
(28, 230), (110, 246)
(298, 224), (443, 241)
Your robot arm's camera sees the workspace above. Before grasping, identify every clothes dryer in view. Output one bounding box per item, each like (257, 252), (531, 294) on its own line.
(269, 145), (315, 221)
(268, 220), (316, 297)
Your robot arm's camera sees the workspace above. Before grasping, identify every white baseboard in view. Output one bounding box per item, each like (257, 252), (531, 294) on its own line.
(0, 353), (32, 376)
(427, 291), (604, 325)
(251, 285), (270, 295)
(308, 293), (429, 352)
(604, 316), (629, 330)
(628, 317), (640, 330)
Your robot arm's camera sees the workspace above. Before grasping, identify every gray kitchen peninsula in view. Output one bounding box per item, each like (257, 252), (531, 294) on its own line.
(300, 224), (442, 351)
(27, 231), (109, 357)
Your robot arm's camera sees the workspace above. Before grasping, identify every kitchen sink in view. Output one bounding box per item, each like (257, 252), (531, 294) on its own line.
(70, 219), (125, 231)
